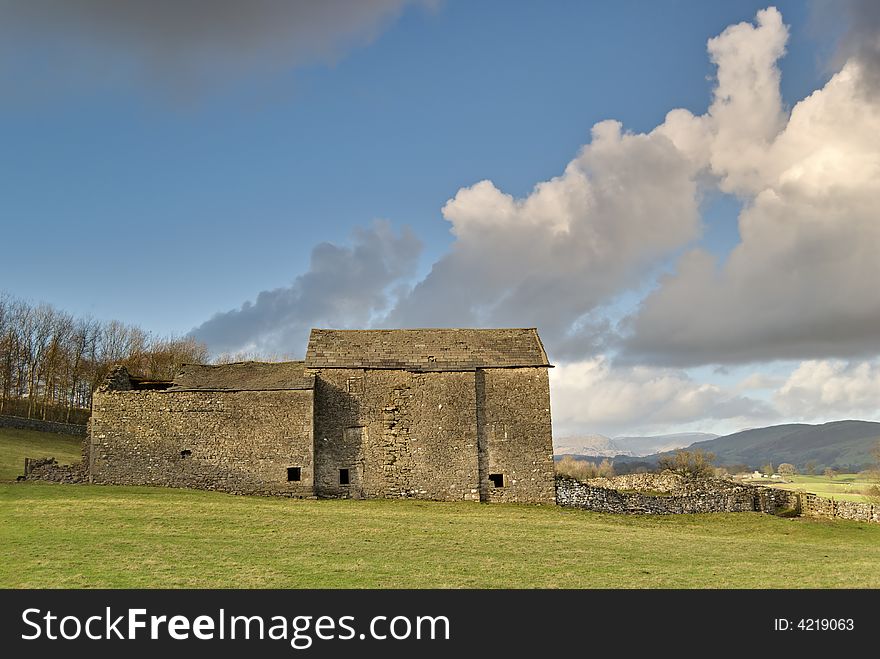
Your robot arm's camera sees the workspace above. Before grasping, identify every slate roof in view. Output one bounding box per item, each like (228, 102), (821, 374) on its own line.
(304, 328), (551, 371)
(166, 361), (314, 391)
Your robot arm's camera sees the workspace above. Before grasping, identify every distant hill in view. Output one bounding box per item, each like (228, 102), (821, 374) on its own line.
(605, 420), (880, 472)
(554, 432), (717, 458)
(613, 432), (718, 456)
(554, 434), (618, 457)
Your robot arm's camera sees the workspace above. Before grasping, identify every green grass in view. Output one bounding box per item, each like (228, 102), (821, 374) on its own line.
(2, 428), (879, 589)
(0, 427), (81, 481)
(3, 483), (880, 589)
(750, 473), (877, 503)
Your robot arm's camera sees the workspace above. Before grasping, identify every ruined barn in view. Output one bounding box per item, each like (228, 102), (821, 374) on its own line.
(89, 328), (555, 503)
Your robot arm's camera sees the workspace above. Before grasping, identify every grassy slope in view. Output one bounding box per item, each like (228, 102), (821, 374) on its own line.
(2, 483), (880, 588)
(0, 427), (81, 481)
(2, 428), (879, 589)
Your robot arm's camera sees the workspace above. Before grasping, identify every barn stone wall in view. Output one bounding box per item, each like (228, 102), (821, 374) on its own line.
(89, 389), (314, 496)
(477, 368), (555, 504)
(311, 368), (481, 501)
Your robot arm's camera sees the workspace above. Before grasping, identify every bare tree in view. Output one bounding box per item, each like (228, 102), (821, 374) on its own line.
(658, 449), (716, 479)
(0, 292), (208, 423)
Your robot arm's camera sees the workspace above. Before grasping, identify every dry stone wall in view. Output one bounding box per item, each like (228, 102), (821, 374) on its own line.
(799, 493), (879, 523)
(0, 414), (86, 437)
(556, 474), (879, 523)
(556, 475), (799, 515)
(90, 389), (314, 496)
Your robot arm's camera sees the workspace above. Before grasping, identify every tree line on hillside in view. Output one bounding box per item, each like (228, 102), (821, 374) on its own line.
(0, 293), (207, 424)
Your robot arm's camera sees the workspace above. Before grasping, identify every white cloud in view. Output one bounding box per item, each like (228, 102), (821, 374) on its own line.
(189, 6), (880, 436)
(550, 356), (775, 437)
(736, 372), (786, 392)
(625, 8), (880, 366)
(775, 359), (880, 419)
(387, 118), (702, 354)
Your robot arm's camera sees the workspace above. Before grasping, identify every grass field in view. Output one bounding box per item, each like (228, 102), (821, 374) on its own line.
(747, 473), (877, 502)
(2, 427), (880, 589)
(0, 426), (81, 481)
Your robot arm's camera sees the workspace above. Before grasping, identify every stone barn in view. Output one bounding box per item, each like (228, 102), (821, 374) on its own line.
(89, 328), (555, 503)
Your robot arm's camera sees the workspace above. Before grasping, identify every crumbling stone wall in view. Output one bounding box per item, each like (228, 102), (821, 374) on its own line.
(556, 475), (800, 515)
(22, 456), (87, 483)
(556, 475), (879, 523)
(90, 389), (314, 497)
(476, 368), (555, 504)
(587, 472), (690, 493)
(311, 368), (481, 501)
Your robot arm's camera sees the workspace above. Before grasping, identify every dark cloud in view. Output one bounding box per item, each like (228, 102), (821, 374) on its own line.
(190, 221), (422, 356)
(0, 0), (427, 93)
(841, 0), (880, 94)
(814, 0), (880, 96)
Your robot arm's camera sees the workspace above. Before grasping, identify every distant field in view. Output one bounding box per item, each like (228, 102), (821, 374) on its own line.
(2, 429), (880, 589)
(0, 427), (81, 481)
(746, 473), (877, 503)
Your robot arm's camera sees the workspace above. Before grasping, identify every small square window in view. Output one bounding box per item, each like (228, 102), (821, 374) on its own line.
(180, 449), (192, 459)
(287, 466), (302, 482)
(339, 468), (350, 485)
(489, 473), (504, 488)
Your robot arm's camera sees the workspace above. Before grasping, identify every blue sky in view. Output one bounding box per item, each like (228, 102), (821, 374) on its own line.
(2, 1), (878, 437)
(1, 0), (827, 334)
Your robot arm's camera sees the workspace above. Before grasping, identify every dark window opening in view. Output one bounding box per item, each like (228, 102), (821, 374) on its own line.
(287, 466), (302, 482)
(339, 468), (350, 485)
(489, 473), (504, 488)
(180, 449), (192, 458)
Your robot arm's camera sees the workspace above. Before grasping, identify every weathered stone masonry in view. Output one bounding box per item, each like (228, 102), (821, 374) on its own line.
(556, 473), (880, 523)
(84, 328), (556, 504)
(90, 389), (315, 497)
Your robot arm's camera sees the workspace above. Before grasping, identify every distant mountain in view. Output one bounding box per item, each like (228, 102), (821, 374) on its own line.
(613, 432), (718, 456)
(554, 434), (619, 457)
(554, 432), (717, 458)
(609, 420), (880, 472)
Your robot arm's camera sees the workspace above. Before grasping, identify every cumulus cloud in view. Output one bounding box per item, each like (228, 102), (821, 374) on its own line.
(624, 7), (880, 366)
(386, 118), (702, 355)
(550, 356), (776, 437)
(186, 6), (880, 434)
(774, 359), (880, 420)
(0, 0), (426, 92)
(736, 372), (786, 392)
(190, 221), (421, 356)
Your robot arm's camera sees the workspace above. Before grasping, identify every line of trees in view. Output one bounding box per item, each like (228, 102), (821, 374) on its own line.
(0, 293), (207, 424)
